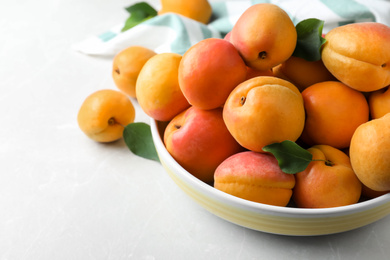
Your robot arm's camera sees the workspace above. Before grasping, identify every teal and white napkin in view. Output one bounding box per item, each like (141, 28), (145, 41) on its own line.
(72, 0), (390, 57)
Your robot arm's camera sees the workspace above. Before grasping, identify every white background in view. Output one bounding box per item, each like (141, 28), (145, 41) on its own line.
(1, 0), (390, 259)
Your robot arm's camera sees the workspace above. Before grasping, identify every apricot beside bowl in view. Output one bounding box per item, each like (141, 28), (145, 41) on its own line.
(150, 119), (390, 236)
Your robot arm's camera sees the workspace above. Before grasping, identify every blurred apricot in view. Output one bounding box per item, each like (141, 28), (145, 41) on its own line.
(300, 81), (369, 149)
(158, 0), (212, 24)
(273, 56), (337, 92)
(368, 86), (390, 119)
(112, 46), (156, 98)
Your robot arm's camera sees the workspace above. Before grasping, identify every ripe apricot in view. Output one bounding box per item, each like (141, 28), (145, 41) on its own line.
(350, 113), (390, 191)
(300, 81), (369, 149)
(229, 3), (297, 71)
(178, 38), (247, 110)
(164, 106), (243, 184)
(158, 0), (212, 24)
(214, 151), (295, 207)
(273, 56), (337, 92)
(112, 46), (156, 98)
(136, 53), (190, 122)
(77, 89), (135, 142)
(321, 22), (390, 92)
(368, 86), (390, 119)
(223, 76), (305, 152)
(293, 145), (362, 208)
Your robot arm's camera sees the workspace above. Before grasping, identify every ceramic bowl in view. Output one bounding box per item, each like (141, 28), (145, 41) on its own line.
(150, 119), (390, 236)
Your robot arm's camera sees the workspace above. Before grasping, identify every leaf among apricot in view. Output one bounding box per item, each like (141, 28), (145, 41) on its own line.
(262, 140), (313, 174)
(123, 122), (160, 162)
(293, 18), (326, 62)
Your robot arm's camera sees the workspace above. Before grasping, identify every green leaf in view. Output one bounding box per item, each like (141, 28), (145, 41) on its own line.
(121, 2), (158, 32)
(293, 18), (327, 62)
(123, 122), (160, 162)
(262, 140), (313, 174)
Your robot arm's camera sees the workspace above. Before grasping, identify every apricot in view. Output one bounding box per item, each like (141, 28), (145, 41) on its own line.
(273, 56), (337, 92)
(321, 22), (390, 92)
(164, 106), (243, 184)
(293, 145), (362, 208)
(178, 38), (247, 110)
(214, 151), (295, 207)
(300, 81), (369, 149)
(368, 87), (390, 119)
(229, 3), (297, 71)
(158, 0), (212, 24)
(77, 89), (135, 142)
(350, 113), (390, 191)
(136, 53), (190, 122)
(223, 76), (305, 152)
(112, 46), (156, 98)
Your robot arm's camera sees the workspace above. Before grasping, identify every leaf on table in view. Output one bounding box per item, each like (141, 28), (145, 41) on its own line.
(123, 122), (160, 162)
(293, 18), (327, 61)
(262, 140), (313, 174)
(121, 2), (158, 32)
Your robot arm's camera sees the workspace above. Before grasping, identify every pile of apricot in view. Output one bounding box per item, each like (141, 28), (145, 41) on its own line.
(78, 3), (390, 208)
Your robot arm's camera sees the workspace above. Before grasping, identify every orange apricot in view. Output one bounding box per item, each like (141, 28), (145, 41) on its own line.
(136, 52), (190, 122)
(368, 86), (390, 119)
(112, 46), (156, 98)
(229, 3), (297, 71)
(273, 56), (337, 92)
(223, 76), (305, 152)
(300, 81), (369, 149)
(350, 113), (390, 191)
(321, 22), (390, 92)
(214, 151), (295, 207)
(77, 89), (135, 142)
(293, 145), (362, 208)
(158, 0), (212, 24)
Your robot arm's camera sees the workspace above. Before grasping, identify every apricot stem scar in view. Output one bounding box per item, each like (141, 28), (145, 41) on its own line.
(259, 51), (267, 59)
(108, 117), (116, 126)
(115, 68), (120, 74)
(240, 96), (246, 105)
(312, 159), (335, 166)
(382, 63), (387, 68)
(174, 124), (181, 129)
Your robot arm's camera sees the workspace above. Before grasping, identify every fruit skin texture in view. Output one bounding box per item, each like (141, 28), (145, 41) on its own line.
(300, 81), (369, 149)
(272, 56), (337, 92)
(178, 38), (247, 110)
(77, 89), (135, 143)
(136, 53), (190, 122)
(229, 3), (297, 71)
(223, 76), (305, 152)
(164, 106), (243, 184)
(293, 145), (362, 208)
(112, 46), (156, 98)
(369, 87), (390, 119)
(350, 113), (390, 191)
(158, 0), (212, 24)
(214, 151), (295, 207)
(321, 22), (390, 92)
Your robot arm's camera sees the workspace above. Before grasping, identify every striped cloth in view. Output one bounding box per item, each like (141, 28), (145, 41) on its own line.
(72, 0), (390, 56)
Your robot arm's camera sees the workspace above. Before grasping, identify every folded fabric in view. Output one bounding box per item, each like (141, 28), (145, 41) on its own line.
(72, 0), (390, 57)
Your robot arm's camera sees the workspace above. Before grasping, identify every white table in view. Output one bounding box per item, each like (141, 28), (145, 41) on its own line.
(1, 0), (389, 259)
